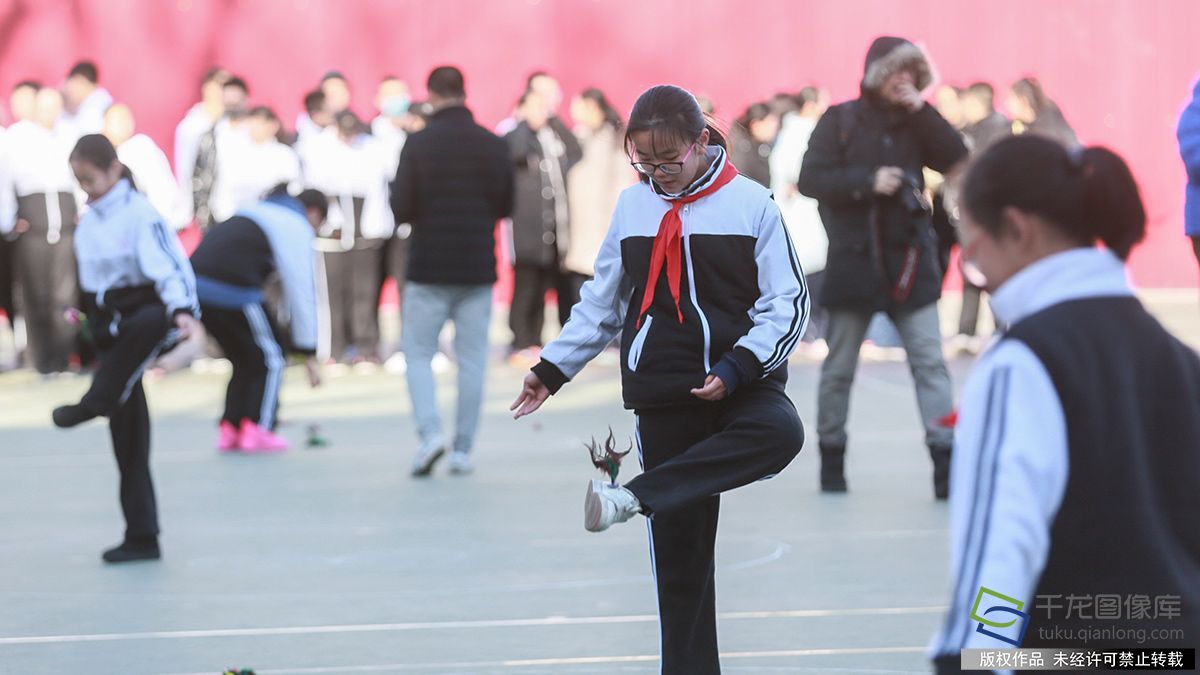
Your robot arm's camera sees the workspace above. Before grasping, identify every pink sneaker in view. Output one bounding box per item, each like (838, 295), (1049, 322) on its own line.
(217, 420), (240, 453)
(238, 419), (289, 453)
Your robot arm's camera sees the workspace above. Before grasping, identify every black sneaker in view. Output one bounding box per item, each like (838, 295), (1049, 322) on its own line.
(102, 539), (161, 563)
(52, 402), (99, 428)
(930, 444), (952, 501)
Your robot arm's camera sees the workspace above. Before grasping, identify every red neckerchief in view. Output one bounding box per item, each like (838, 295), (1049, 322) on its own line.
(636, 156), (739, 329)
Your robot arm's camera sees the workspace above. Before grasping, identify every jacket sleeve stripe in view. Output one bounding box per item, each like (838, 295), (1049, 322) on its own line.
(150, 220), (199, 315)
(761, 221), (810, 374)
(939, 366), (1013, 653)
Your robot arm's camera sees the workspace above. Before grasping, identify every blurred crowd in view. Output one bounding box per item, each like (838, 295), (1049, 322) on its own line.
(0, 60), (1079, 377)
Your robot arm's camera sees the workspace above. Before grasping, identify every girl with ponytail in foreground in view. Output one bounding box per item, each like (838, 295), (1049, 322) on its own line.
(931, 135), (1199, 670)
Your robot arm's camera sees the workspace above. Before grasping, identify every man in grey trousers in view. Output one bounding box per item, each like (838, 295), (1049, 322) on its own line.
(798, 37), (968, 499)
(389, 66), (514, 476)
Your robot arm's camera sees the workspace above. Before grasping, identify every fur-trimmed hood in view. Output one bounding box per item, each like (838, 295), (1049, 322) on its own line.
(861, 36), (935, 94)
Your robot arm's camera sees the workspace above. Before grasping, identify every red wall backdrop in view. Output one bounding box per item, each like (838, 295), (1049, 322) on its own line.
(1, 0), (1197, 287)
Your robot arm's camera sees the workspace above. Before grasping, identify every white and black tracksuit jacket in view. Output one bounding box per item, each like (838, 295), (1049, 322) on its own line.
(534, 146), (810, 408)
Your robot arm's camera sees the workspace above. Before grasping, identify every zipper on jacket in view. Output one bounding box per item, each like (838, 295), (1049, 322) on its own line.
(627, 314), (653, 372)
(681, 207), (713, 374)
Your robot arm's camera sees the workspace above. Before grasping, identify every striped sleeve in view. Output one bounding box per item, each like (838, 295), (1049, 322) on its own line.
(929, 340), (1069, 671)
(720, 198), (809, 386)
(537, 198), (632, 388)
(136, 217), (199, 318)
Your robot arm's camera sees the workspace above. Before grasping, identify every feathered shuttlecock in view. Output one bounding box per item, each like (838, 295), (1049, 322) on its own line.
(585, 426), (632, 486)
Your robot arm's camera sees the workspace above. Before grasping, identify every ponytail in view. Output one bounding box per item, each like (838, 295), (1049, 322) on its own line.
(703, 120), (728, 150)
(118, 163), (139, 193)
(70, 133), (140, 192)
(1076, 146), (1145, 260)
(961, 135), (1145, 260)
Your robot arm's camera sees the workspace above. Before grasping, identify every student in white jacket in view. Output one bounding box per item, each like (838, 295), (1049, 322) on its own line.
(51, 135), (199, 564)
(511, 85), (808, 675)
(930, 136), (1200, 671)
(300, 111), (393, 362)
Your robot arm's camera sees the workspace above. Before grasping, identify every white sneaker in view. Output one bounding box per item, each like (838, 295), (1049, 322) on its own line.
(448, 451), (474, 475)
(411, 445), (445, 477)
(432, 352), (453, 374)
(384, 352), (408, 374)
(584, 480), (641, 532)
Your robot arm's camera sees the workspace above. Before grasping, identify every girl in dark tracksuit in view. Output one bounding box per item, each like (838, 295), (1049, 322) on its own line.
(512, 86), (809, 675)
(52, 135), (199, 564)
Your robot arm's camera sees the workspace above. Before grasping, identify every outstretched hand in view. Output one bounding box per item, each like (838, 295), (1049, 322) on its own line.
(511, 372), (551, 419)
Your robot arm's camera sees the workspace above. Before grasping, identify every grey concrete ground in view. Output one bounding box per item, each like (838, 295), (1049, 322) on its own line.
(0, 293), (1194, 675)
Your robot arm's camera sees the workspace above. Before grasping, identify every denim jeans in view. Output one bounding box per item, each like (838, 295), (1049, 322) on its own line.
(401, 283), (493, 455)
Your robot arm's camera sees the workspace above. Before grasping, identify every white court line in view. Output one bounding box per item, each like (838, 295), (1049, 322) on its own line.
(0, 606), (944, 646)
(158, 646), (929, 675)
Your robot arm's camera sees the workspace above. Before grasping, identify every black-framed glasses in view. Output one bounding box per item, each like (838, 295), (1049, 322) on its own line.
(631, 142), (697, 177)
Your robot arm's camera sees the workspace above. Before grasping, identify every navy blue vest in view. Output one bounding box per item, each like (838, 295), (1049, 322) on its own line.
(1004, 296), (1199, 653)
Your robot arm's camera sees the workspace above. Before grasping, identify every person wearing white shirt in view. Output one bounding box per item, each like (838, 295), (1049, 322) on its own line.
(209, 106), (300, 224)
(770, 87), (830, 351)
(929, 135), (1200, 672)
(103, 104), (183, 231)
(300, 111), (393, 363)
(1, 81), (40, 366)
(295, 89), (332, 151)
(0, 124), (14, 366)
(191, 76), (249, 231)
(371, 76), (415, 362)
(173, 67), (229, 227)
(4, 88), (81, 373)
(61, 61), (113, 137)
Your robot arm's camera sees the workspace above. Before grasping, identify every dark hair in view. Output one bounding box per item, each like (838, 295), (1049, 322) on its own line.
(427, 66), (465, 99)
(624, 85), (727, 160)
(961, 135), (1145, 260)
(249, 105), (279, 123)
(579, 87), (623, 129)
(964, 82), (995, 110)
(1011, 77), (1051, 116)
(297, 188), (329, 220)
(408, 100), (433, 121)
(303, 90), (326, 116)
(12, 80), (41, 93)
(224, 76), (249, 95)
(321, 70), (347, 84)
(69, 60), (99, 84)
(526, 71), (551, 90)
(264, 184), (328, 221)
(798, 86), (821, 107)
(768, 92), (797, 117)
(737, 101), (773, 129)
(200, 67), (227, 88)
(70, 134), (138, 190)
(335, 109), (365, 136)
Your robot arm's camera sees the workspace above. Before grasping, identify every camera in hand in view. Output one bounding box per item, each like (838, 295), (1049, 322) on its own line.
(897, 172), (932, 217)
